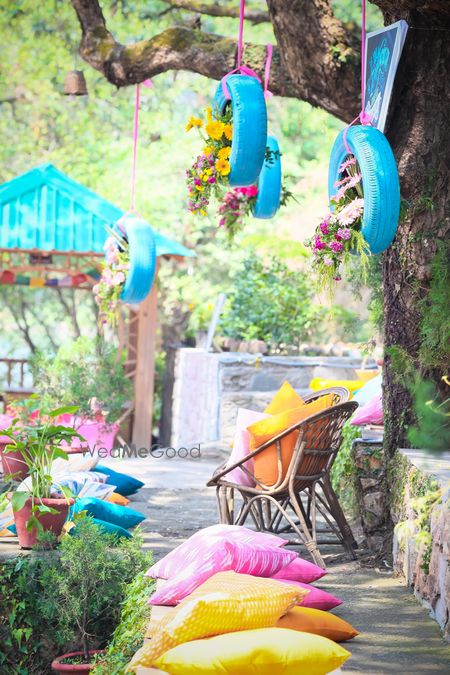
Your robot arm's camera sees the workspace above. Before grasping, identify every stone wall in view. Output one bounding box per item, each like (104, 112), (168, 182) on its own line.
(352, 439), (391, 551)
(390, 449), (450, 641)
(161, 348), (373, 447)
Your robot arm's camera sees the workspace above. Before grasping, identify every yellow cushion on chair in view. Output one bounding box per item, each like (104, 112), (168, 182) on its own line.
(127, 572), (306, 670)
(264, 381), (304, 415)
(153, 627), (351, 674)
(249, 395), (334, 487)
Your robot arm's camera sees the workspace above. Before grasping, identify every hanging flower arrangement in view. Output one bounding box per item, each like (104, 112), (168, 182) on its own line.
(218, 186), (258, 238)
(93, 228), (129, 327)
(185, 106), (233, 217)
(306, 155), (370, 293)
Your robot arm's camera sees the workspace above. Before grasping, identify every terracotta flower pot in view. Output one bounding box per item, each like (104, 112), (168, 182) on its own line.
(51, 650), (105, 674)
(0, 441), (29, 480)
(13, 495), (75, 549)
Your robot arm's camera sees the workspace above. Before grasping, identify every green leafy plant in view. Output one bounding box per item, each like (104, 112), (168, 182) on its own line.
(330, 420), (360, 516)
(32, 337), (132, 425)
(43, 518), (151, 665)
(219, 254), (325, 352)
(3, 406), (81, 531)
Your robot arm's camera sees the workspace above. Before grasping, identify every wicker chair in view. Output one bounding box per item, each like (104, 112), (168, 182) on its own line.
(207, 389), (357, 568)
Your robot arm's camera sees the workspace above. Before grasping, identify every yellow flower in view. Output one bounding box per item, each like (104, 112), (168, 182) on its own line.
(188, 302), (195, 310)
(205, 106), (213, 122)
(215, 158), (231, 176)
(224, 124), (233, 141)
(200, 209), (207, 216)
(218, 146), (231, 159)
(206, 120), (224, 140)
(204, 168), (213, 175)
(196, 184), (205, 191)
(204, 146), (215, 156)
(185, 116), (203, 132)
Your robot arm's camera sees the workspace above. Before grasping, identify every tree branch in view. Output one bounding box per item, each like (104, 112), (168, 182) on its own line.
(160, 0), (269, 24)
(70, 0), (359, 120)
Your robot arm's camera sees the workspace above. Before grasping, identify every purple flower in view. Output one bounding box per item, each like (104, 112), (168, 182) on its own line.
(320, 221), (329, 235)
(314, 236), (327, 251)
(329, 241), (344, 253)
(337, 227), (351, 240)
(194, 178), (202, 186)
(334, 275), (342, 281)
(208, 176), (216, 184)
(323, 256), (334, 266)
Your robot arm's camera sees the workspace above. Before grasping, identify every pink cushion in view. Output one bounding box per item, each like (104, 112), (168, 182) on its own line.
(351, 392), (383, 426)
(0, 414), (12, 444)
(69, 417), (119, 454)
(275, 579), (343, 610)
(226, 408), (270, 486)
(272, 556), (327, 584)
(147, 524), (288, 580)
(149, 539), (297, 606)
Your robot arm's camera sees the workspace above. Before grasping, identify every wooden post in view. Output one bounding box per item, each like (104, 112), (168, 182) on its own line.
(132, 268), (158, 448)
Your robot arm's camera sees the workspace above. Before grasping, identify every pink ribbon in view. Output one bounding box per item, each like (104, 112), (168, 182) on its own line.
(117, 78), (154, 234)
(343, 0), (373, 154)
(221, 0), (262, 99)
(264, 43), (273, 100)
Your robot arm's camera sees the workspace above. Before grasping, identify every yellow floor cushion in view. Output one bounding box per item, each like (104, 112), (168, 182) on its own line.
(264, 381), (304, 415)
(249, 394), (334, 487)
(127, 572), (307, 670)
(355, 369), (380, 382)
(153, 627), (351, 674)
(309, 378), (363, 395)
(276, 606), (359, 642)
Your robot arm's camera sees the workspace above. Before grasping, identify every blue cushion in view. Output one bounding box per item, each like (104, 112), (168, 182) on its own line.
(70, 517), (132, 539)
(71, 497), (145, 529)
(93, 464), (144, 496)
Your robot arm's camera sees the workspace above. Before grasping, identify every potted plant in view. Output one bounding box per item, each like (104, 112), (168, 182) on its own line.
(31, 337), (133, 454)
(49, 517), (149, 674)
(3, 405), (82, 548)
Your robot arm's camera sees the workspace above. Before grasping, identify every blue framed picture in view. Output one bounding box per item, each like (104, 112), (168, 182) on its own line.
(364, 20), (408, 132)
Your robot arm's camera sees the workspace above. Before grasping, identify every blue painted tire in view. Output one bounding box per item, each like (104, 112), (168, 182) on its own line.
(214, 75), (267, 187)
(252, 135), (281, 219)
(328, 126), (400, 254)
(118, 216), (157, 304)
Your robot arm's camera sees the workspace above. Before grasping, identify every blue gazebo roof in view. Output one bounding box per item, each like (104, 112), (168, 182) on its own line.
(0, 163), (195, 259)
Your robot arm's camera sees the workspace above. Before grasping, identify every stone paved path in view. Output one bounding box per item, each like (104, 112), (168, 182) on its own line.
(2, 451), (449, 673)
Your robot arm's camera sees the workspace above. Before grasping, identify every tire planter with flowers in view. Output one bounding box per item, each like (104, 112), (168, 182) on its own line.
(252, 134), (282, 219)
(213, 74), (267, 187)
(328, 125), (400, 254)
(118, 216), (157, 304)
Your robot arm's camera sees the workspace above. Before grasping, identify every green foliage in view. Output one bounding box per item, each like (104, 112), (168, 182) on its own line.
(407, 377), (450, 452)
(32, 337), (132, 424)
(218, 255), (325, 351)
(330, 421), (360, 516)
(42, 518), (151, 661)
(0, 522), (150, 674)
(91, 572), (155, 675)
(394, 489), (442, 575)
(418, 240), (450, 371)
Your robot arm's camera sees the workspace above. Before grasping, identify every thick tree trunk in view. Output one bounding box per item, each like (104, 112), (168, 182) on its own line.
(380, 19), (450, 454)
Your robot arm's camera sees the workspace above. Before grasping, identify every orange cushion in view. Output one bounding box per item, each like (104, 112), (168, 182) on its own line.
(249, 395), (334, 487)
(264, 381), (304, 415)
(276, 606), (359, 642)
(107, 492), (130, 506)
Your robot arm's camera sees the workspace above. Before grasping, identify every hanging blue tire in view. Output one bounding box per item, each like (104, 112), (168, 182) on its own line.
(252, 135), (281, 219)
(118, 216), (157, 304)
(214, 75), (267, 187)
(328, 126), (400, 254)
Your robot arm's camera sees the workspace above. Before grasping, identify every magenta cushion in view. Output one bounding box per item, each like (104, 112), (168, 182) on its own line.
(149, 539), (297, 605)
(225, 408), (270, 486)
(275, 579), (343, 610)
(272, 556), (327, 584)
(351, 392), (383, 426)
(147, 524), (288, 580)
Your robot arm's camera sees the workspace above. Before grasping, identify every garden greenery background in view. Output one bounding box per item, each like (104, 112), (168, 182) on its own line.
(0, 0), (383, 422)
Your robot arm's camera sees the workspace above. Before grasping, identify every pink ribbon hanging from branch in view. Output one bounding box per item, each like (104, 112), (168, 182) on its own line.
(221, 0), (262, 99)
(117, 79), (154, 234)
(343, 0), (373, 154)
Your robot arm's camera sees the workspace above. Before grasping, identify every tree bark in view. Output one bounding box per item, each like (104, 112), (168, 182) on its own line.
(160, 1), (269, 24)
(70, 0), (450, 454)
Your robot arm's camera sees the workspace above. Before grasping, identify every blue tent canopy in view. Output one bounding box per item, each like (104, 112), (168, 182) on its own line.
(0, 163), (195, 259)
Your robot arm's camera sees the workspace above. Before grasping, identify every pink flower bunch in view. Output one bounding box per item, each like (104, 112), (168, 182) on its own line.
(305, 153), (365, 288)
(217, 186), (258, 238)
(186, 153), (217, 216)
(94, 232), (130, 328)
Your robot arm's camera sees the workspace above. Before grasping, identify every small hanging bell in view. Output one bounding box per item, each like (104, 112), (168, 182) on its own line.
(63, 70), (88, 96)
